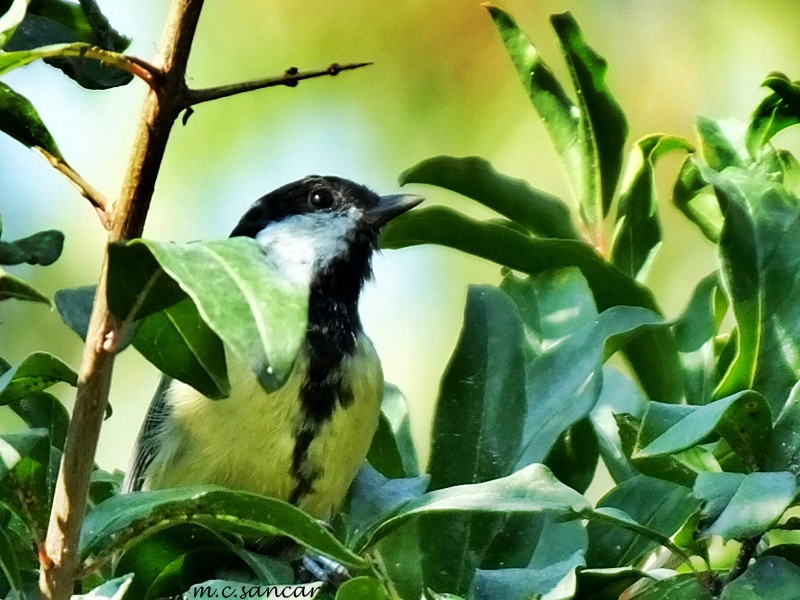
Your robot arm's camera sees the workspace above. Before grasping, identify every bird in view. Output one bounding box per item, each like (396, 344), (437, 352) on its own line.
(122, 175), (422, 521)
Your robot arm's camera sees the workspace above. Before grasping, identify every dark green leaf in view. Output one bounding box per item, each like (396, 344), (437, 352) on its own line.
(381, 206), (683, 402)
(9, 391), (69, 450)
(108, 238), (309, 393)
(746, 73), (800, 159)
(611, 135), (693, 280)
(631, 574), (713, 600)
(694, 472), (796, 541)
(0, 351), (77, 405)
(0, 268), (50, 304)
(400, 155), (578, 239)
(335, 577), (391, 600)
(352, 464), (591, 554)
(54, 285), (137, 352)
(428, 285), (527, 490)
(366, 383), (419, 479)
(551, 12), (628, 223)
(132, 298), (230, 400)
(0, 229), (63, 266)
(484, 6), (582, 207)
(586, 475), (699, 568)
(768, 381), (800, 476)
(0, 0), (26, 49)
(0, 429), (51, 540)
(80, 487), (365, 569)
(671, 156), (721, 243)
(721, 556), (800, 600)
(0, 81), (62, 158)
(544, 417), (599, 493)
(0, 521), (22, 600)
(696, 116), (747, 172)
(673, 273), (725, 405)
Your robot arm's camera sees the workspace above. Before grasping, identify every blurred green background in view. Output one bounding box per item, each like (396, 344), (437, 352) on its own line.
(1, 0), (800, 488)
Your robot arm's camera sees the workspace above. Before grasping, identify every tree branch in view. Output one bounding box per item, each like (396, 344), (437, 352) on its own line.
(39, 150), (112, 230)
(185, 61), (372, 107)
(38, 2), (206, 599)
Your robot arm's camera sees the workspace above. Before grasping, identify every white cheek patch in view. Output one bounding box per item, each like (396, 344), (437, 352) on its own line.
(255, 210), (361, 287)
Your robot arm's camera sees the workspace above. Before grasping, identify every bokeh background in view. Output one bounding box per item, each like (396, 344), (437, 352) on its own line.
(2, 0), (800, 497)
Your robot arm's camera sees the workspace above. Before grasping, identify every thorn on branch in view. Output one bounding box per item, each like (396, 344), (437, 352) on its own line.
(182, 107), (195, 125)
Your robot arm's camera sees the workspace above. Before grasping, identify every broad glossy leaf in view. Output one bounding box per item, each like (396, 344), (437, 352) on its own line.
(694, 472), (796, 541)
(367, 383), (419, 479)
(428, 285), (527, 490)
(611, 135), (693, 281)
(472, 517), (586, 600)
(0, 268), (49, 304)
(80, 487), (365, 569)
(673, 273), (726, 405)
(630, 574), (713, 600)
(517, 305), (666, 469)
(544, 417), (598, 493)
(0, 351), (77, 405)
(586, 476), (699, 568)
(0, 229), (63, 266)
(400, 155), (578, 239)
(693, 471), (744, 525)
(72, 574), (134, 600)
(0, 520), (21, 600)
(352, 463), (591, 554)
(552, 12), (628, 224)
(671, 156), (721, 243)
(721, 556), (800, 600)
(634, 391), (771, 471)
(108, 238), (309, 392)
(335, 577), (390, 600)
(381, 206), (683, 402)
(0, 429), (51, 540)
(746, 73), (800, 159)
(485, 6), (582, 205)
(0, 0), (26, 49)
(696, 116), (747, 172)
(0, 81), (62, 158)
(768, 381), (800, 475)
(132, 298), (229, 400)
(9, 391), (69, 450)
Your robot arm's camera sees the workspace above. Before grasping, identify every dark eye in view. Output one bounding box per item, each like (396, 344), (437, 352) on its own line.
(309, 189), (334, 209)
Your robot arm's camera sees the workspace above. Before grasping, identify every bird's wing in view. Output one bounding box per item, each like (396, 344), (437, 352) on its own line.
(122, 375), (174, 493)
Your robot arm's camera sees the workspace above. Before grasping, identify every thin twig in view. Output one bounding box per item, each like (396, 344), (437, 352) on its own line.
(38, 150), (112, 230)
(185, 61), (372, 107)
(728, 536), (760, 584)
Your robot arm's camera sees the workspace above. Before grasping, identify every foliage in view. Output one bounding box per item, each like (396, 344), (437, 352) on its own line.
(3, 2), (800, 600)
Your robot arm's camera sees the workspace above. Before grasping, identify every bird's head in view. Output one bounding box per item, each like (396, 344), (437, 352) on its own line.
(231, 176), (423, 287)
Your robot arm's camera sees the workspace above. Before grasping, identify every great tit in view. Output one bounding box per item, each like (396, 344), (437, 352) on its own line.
(122, 176), (422, 520)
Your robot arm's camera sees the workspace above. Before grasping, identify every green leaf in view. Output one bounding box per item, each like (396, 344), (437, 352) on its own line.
(54, 286), (137, 352)
(0, 267), (50, 304)
(0, 81), (62, 158)
(544, 417), (599, 494)
(400, 155), (578, 239)
(746, 73), (800, 159)
(335, 577), (390, 600)
(768, 381), (800, 475)
(551, 11), (628, 226)
(673, 273), (726, 405)
(9, 391), (69, 450)
(0, 0), (27, 49)
(427, 285), (527, 490)
(0, 351), (77, 405)
(630, 574), (713, 600)
(80, 486), (365, 569)
(696, 116), (748, 172)
(5, 0), (133, 90)
(367, 383), (419, 479)
(72, 574), (134, 600)
(484, 5), (582, 208)
(671, 156), (721, 243)
(352, 463), (591, 554)
(381, 206), (683, 402)
(0, 520), (22, 600)
(694, 472), (796, 541)
(132, 298), (230, 400)
(0, 229), (63, 266)
(634, 391), (771, 471)
(611, 135), (693, 280)
(107, 238), (309, 393)
(0, 429), (51, 540)
(721, 556), (800, 600)
(586, 475), (699, 568)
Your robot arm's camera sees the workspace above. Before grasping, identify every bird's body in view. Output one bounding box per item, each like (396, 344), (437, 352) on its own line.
(123, 176), (421, 519)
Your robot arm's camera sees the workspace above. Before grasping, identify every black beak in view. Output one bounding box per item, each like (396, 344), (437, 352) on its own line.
(366, 194), (424, 229)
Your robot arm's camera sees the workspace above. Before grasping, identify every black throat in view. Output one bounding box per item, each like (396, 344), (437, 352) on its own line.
(289, 232), (375, 504)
